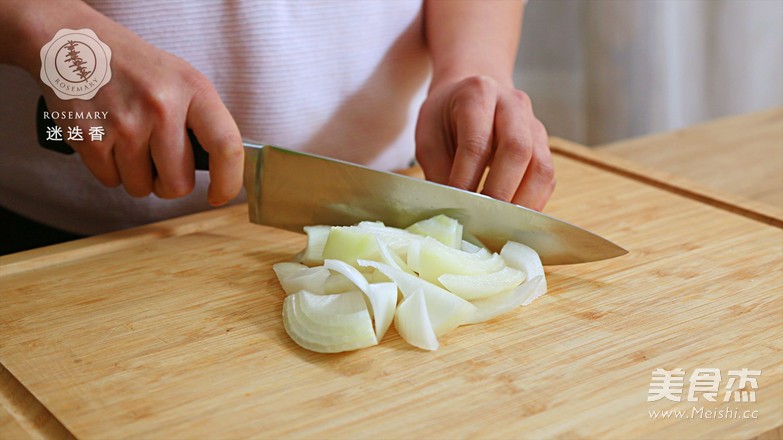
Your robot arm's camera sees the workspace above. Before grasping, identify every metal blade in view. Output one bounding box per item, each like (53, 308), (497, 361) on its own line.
(243, 142), (627, 265)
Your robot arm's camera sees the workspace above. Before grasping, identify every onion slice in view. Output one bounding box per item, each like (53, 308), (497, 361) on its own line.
(466, 276), (545, 324)
(324, 259), (397, 341)
(394, 287), (439, 351)
(274, 264), (330, 295)
(357, 259), (476, 336)
(438, 266), (526, 300)
(300, 225), (332, 265)
(500, 241), (547, 301)
(283, 290), (378, 353)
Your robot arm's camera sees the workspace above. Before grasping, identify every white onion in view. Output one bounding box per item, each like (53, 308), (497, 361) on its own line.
(276, 216), (551, 353)
(275, 265), (330, 295)
(323, 259), (397, 341)
(357, 259), (476, 336)
(416, 237), (506, 285)
(500, 241), (547, 302)
(466, 276), (545, 324)
(406, 214), (463, 249)
(283, 290), (378, 353)
(439, 266), (526, 300)
(394, 287), (439, 351)
(300, 225), (332, 265)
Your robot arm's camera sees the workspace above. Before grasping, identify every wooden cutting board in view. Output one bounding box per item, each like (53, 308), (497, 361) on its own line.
(1, 138), (781, 440)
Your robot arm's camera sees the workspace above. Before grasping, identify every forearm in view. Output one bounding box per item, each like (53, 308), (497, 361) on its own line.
(424, 0), (524, 90)
(0, 0), (112, 76)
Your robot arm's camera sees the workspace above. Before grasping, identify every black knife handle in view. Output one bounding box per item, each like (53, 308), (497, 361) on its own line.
(35, 96), (210, 170)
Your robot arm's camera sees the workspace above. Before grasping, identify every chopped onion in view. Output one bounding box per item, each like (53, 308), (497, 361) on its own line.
(500, 241), (547, 302)
(439, 266), (526, 300)
(272, 262), (308, 282)
(465, 276), (545, 324)
(324, 259), (397, 341)
(300, 225), (332, 265)
(394, 287), (439, 351)
(275, 265), (330, 295)
(275, 215), (551, 353)
(283, 290), (378, 353)
(406, 214), (463, 249)
(416, 237), (506, 285)
(357, 259), (476, 336)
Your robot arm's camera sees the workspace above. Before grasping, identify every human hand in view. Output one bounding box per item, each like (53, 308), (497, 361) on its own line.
(27, 2), (243, 206)
(415, 75), (555, 211)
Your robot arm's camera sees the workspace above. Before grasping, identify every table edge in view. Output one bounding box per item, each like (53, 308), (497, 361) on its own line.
(549, 137), (783, 229)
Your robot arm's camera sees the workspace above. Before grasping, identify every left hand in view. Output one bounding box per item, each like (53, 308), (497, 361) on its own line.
(415, 75), (555, 211)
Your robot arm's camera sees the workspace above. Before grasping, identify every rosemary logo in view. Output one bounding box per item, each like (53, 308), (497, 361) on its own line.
(40, 29), (112, 100)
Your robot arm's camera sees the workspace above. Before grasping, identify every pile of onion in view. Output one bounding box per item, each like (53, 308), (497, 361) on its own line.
(273, 215), (547, 352)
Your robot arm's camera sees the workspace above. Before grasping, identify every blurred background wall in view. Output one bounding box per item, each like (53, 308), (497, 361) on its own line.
(514, 0), (783, 145)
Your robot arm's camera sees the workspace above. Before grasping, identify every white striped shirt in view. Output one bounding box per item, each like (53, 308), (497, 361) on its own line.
(0, 0), (429, 234)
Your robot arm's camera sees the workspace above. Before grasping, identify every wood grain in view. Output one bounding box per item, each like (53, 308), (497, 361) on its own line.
(598, 107), (783, 211)
(551, 137), (783, 227)
(0, 364), (74, 440)
(1, 151), (781, 439)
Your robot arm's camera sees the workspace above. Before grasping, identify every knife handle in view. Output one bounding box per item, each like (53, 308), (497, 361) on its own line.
(35, 96), (210, 170)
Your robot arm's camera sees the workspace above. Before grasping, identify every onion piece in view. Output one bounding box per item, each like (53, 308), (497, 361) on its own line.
(323, 259), (397, 341)
(283, 290), (378, 353)
(355, 222), (422, 257)
(460, 240), (482, 254)
(275, 265), (330, 295)
(366, 282), (398, 341)
(300, 225), (332, 265)
(500, 241), (547, 301)
(273, 262), (308, 282)
(465, 275), (545, 324)
(324, 259), (369, 293)
(323, 272), (358, 295)
(357, 259), (476, 336)
(406, 214), (463, 249)
(322, 227), (379, 266)
(439, 266), (526, 300)
(417, 237), (506, 285)
(394, 287), (439, 351)
(376, 237), (415, 275)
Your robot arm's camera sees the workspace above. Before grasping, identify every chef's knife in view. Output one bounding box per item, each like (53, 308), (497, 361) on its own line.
(243, 142), (627, 265)
(36, 97), (627, 264)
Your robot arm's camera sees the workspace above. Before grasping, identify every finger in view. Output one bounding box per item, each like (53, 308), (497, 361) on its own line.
(114, 135), (154, 197)
(512, 122), (555, 211)
(447, 79), (497, 192)
(72, 136), (121, 188)
(481, 97), (533, 202)
(150, 112), (194, 199)
(415, 104), (452, 184)
(186, 84), (243, 206)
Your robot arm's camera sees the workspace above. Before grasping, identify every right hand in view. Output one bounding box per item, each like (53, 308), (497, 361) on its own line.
(13, 1), (244, 206)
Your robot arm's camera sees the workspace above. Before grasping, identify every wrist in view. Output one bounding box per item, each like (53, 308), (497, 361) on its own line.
(429, 66), (514, 94)
(428, 50), (515, 93)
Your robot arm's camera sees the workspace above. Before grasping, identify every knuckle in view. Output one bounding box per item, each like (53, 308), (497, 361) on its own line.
(503, 137), (533, 163)
(161, 177), (195, 199)
(186, 71), (214, 95)
(460, 137), (490, 160)
(113, 117), (141, 140)
(459, 75), (497, 95)
(211, 132), (244, 159)
(450, 176), (475, 191)
(452, 76), (497, 111)
(125, 182), (152, 198)
(533, 158), (556, 182)
(484, 186), (515, 203)
(512, 89), (531, 106)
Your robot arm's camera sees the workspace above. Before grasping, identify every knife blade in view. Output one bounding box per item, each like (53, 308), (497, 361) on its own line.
(243, 141), (627, 265)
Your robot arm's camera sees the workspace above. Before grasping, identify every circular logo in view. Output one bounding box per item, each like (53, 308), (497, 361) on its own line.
(40, 29), (112, 100)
